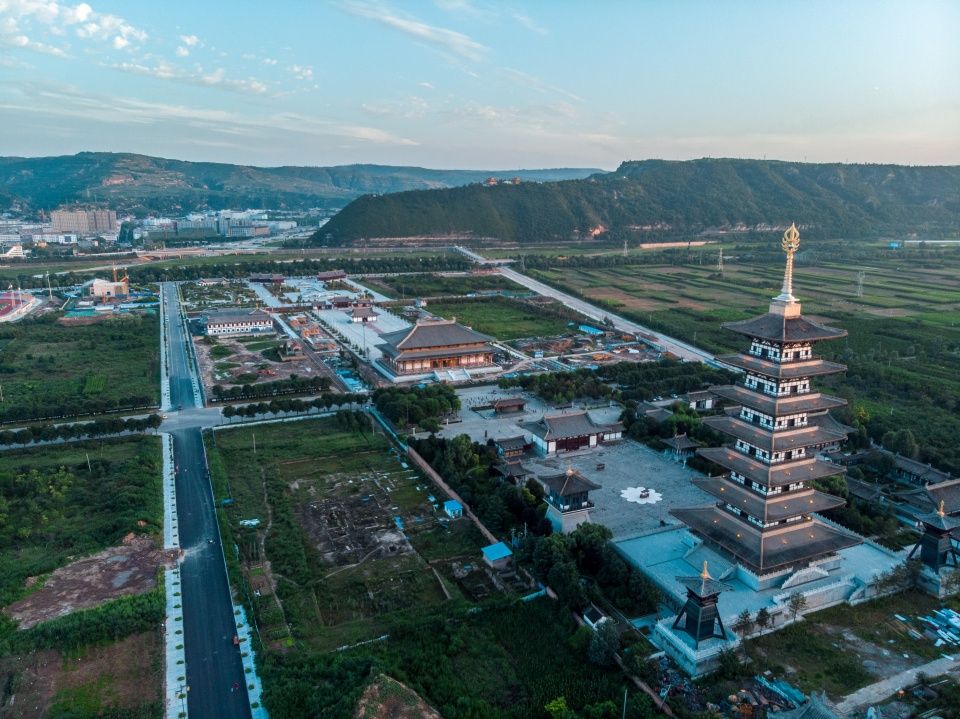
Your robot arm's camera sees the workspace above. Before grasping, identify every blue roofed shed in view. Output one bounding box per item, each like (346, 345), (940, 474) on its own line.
(443, 500), (463, 519)
(482, 541), (513, 569)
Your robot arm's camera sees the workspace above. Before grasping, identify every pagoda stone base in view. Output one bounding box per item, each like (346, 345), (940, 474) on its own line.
(546, 505), (592, 534)
(652, 619), (740, 678)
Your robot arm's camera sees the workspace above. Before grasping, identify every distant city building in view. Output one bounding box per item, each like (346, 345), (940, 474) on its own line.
(52, 209), (117, 234)
(90, 277), (129, 298)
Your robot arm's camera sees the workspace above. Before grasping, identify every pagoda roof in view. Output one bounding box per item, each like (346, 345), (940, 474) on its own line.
(916, 502), (960, 533)
(377, 319), (494, 352)
(709, 385), (847, 415)
(692, 477), (846, 522)
(348, 305), (379, 317)
(495, 436), (527, 452)
(716, 353), (847, 379)
(539, 468), (601, 496)
(524, 411), (611, 441)
(896, 478), (960, 517)
(697, 447), (846, 487)
(676, 563), (729, 598)
(670, 505), (861, 574)
(664, 434), (700, 451)
(722, 313), (847, 343)
(807, 412), (855, 436)
(703, 416), (849, 452)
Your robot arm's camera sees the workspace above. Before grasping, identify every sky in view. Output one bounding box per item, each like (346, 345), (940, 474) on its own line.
(0, 0), (958, 170)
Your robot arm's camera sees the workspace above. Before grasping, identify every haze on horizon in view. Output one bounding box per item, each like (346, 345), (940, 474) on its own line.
(0, 0), (957, 171)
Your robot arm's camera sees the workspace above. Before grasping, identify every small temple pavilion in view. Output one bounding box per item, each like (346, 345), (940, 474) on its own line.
(376, 318), (497, 378)
(907, 501), (960, 596)
(672, 225), (861, 587)
(658, 562), (738, 677)
(539, 462), (601, 534)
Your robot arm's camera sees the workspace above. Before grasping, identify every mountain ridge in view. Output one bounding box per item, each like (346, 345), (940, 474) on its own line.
(0, 152), (603, 215)
(313, 158), (960, 244)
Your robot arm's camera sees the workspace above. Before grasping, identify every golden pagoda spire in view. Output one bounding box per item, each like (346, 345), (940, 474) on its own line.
(566, 459), (573, 475)
(701, 561), (711, 580)
(938, 500), (946, 517)
(774, 223), (800, 303)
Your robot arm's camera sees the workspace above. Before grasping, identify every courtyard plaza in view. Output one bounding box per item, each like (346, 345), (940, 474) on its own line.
(313, 304), (411, 364)
(441, 386), (905, 627)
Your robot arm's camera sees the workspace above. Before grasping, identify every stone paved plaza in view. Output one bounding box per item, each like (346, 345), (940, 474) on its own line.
(438, 386), (715, 540)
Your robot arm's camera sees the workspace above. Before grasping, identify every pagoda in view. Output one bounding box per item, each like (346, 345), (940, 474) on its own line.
(672, 562), (730, 646)
(907, 501), (960, 573)
(672, 225), (861, 583)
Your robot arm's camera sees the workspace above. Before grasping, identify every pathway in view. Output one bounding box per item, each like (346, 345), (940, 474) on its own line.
(833, 653), (960, 715)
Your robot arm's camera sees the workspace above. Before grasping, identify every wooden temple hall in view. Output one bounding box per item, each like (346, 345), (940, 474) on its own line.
(376, 318), (497, 376)
(671, 226), (862, 585)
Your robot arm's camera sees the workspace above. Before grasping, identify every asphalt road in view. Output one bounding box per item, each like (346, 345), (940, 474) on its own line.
(163, 283), (252, 719)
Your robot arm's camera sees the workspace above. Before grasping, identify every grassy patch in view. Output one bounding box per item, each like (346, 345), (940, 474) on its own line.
(0, 314), (159, 422)
(0, 436), (163, 607)
(426, 296), (583, 340)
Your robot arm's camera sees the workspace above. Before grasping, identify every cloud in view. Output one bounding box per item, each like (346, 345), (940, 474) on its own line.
(263, 57), (276, 65)
(179, 34), (199, 46)
(511, 10), (547, 35)
(286, 64), (312, 81)
(418, 81), (434, 89)
(102, 58), (270, 95)
(339, 0), (489, 61)
(175, 45), (188, 57)
(361, 95), (429, 120)
(0, 0), (146, 55)
(498, 67), (582, 102)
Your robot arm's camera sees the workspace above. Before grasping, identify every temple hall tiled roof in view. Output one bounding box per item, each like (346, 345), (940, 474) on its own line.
(539, 469), (601, 496)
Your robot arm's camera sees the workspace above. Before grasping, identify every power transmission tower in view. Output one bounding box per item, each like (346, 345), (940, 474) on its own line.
(716, 247), (724, 275)
(856, 270), (865, 298)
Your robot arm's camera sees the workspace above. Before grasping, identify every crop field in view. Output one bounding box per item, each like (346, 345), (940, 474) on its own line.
(425, 296), (584, 341)
(365, 272), (529, 300)
(208, 414), (496, 653)
(0, 313), (159, 423)
(523, 243), (960, 474)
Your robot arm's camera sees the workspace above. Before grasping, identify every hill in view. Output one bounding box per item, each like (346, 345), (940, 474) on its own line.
(0, 153), (601, 215)
(314, 158), (960, 244)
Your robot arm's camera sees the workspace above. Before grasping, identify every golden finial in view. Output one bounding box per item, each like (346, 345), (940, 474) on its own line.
(938, 500), (946, 517)
(701, 561), (711, 580)
(782, 223), (801, 254)
(566, 459), (573, 475)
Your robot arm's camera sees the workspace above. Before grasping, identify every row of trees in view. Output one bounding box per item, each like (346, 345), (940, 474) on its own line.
(220, 395), (369, 421)
(0, 414), (162, 447)
(212, 374), (331, 401)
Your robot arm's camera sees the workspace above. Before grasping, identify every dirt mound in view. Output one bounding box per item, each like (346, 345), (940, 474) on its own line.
(353, 675), (442, 719)
(4, 536), (175, 629)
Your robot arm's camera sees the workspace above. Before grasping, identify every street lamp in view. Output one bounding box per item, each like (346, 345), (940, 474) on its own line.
(176, 684), (189, 717)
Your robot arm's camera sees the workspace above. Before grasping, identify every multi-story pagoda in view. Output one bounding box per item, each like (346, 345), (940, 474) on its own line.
(672, 226), (861, 583)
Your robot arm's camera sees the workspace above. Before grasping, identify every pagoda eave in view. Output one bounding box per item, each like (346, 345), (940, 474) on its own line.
(703, 416), (849, 452)
(692, 477), (846, 521)
(670, 505), (862, 574)
(696, 447), (846, 487)
(710, 385), (847, 415)
(716, 353), (848, 379)
(721, 315), (848, 343)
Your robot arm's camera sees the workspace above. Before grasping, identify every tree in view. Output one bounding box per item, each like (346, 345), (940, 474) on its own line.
(732, 609), (753, 637)
(755, 607), (771, 631)
(588, 620), (620, 666)
(786, 592), (808, 621)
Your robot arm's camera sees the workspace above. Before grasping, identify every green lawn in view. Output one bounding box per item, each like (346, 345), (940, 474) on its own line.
(0, 313), (159, 423)
(426, 296), (583, 340)
(371, 273), (529, 300)
(0, 436), (163, 608)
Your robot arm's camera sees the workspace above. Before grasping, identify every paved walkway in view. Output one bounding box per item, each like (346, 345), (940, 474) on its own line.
(833, 653), (960, 715)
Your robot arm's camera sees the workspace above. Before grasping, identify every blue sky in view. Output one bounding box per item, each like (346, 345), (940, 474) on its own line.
(0, 0), (957, 169)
